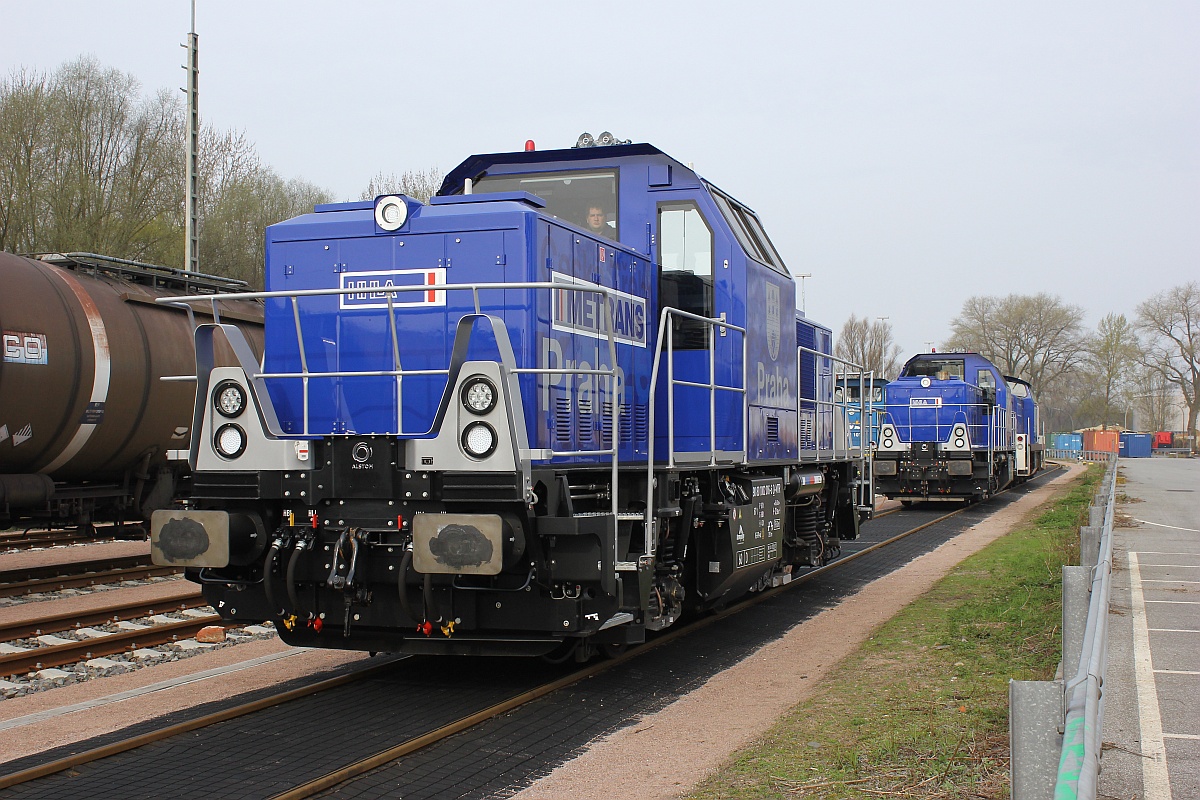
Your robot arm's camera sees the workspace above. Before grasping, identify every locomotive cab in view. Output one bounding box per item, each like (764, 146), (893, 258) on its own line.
(151, 136), (873, 659)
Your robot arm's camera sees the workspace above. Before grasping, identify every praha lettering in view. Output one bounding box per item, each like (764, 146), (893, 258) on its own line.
(756, 362), (791, 404)
(541, 337), (627, 412)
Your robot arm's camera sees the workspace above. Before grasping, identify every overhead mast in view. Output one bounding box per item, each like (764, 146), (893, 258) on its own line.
(183, 0), (199, 273)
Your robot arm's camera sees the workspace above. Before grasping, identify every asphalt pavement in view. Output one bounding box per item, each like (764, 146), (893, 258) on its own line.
(1099, 456), (1199, 800)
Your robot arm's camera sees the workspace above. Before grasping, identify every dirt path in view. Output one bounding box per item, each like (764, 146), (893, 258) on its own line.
(512, 465), (1083, 799)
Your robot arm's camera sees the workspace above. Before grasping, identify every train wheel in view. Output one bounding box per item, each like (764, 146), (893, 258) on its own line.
(540, 639), (580, 664)
(900, 500), (913, 508)
(599, 641), (629, 659)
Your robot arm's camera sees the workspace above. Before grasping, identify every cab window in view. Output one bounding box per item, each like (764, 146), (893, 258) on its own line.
(472, 169), (618, 241)
(707, 185), (788, 275)
(904, 359), (966, 380)
(658, 200), (713, 349)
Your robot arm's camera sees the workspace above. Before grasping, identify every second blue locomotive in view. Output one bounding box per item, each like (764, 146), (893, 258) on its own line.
(874, 352), (1043, 503)
(150, 136), (875, 658)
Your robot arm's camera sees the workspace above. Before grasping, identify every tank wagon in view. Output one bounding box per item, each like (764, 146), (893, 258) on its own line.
(873, 352), (1043, 504)
(151, 135), (874, 658)
(0, 252), (262, 532)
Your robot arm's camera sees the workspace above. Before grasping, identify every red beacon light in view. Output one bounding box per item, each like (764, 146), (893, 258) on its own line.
(524, 139), (536, 152)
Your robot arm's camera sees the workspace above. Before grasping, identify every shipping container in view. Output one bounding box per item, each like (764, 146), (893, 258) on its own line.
(1121, 433), (1153, 458)
(1052, 433), (1083, 452)
(1083, 429), (1120, 454)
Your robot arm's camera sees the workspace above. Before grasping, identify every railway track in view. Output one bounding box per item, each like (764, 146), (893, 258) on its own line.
(0, 484), (1041, 798)
(0, 555), (180, 598)
(0, 526), (139, 553)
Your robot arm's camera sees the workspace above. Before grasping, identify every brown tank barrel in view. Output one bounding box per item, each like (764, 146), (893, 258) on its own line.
(0, 251), (262, 484)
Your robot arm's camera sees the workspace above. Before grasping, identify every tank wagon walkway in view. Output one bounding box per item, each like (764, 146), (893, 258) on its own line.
(1101, 457), (1200, 800)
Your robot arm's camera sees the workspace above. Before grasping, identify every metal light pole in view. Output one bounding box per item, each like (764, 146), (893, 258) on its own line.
(183, 0), (199, 273)
(796, 273), (812, 313)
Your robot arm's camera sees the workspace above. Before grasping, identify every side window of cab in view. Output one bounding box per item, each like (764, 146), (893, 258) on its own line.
(977, 368), (997, 407)
(657, 200), (713, 349)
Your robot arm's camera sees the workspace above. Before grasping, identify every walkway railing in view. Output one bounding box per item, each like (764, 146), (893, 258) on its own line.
(1009, 454), (1117, 800)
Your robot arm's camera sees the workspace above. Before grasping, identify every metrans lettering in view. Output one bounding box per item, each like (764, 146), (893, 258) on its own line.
(551, 273), (647, 348)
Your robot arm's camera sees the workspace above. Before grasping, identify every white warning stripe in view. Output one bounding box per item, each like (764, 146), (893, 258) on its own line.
(39, 268), (111, 474)
(1129, 551), (1173, 800)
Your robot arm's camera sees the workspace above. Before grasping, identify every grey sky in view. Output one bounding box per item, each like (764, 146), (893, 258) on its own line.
(2, 1), (1196, 360)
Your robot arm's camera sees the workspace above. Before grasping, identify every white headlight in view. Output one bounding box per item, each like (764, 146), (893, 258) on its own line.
(461, 377), (497, 415)
(214, 380), (246, 418)
(374, 195), (408, 231)
(954, 438), (966, 448)
(461, 422), (497, 458)
(215, 424), (246, 459)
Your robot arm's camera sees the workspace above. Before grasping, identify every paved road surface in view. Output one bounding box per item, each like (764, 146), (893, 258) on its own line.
(1100, 457), (1199, 800)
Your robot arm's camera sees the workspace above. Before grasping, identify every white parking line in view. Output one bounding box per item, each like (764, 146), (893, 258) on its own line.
(1136, 552), (1200, 556)
(1147, 600), (1200, 605)
(1163, 733), (1200, 741)
(1134, 520), (1200, 532)
(1129, 551), (1173, 800)
(1148, 629), (1200, 633)
(1154, 669), (1200, 676)
(1140, 579), (1200, 585)
(1141, 564), (1200, 568)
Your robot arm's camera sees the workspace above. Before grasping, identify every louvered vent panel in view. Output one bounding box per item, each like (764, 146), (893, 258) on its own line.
(555, 397), (572, 443)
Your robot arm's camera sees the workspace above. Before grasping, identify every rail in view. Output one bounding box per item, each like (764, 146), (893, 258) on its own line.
(1009, 454), (1117, 800)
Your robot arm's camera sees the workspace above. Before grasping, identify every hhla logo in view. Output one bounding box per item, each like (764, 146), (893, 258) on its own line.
(765, 283), (780, 361)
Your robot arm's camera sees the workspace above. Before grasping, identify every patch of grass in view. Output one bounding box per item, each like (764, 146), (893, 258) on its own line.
(687, 467), (1099, 800)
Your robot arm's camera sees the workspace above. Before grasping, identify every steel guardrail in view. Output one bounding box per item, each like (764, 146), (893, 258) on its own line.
(1009, 453), (1117, 800)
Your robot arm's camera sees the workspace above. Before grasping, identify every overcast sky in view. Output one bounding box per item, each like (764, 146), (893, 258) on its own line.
(2, 1), (1197, 356)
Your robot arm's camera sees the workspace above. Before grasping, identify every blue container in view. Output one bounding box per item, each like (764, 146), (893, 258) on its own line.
(1052, 433), (1082, 452)
(1121, 432), (1153, 458)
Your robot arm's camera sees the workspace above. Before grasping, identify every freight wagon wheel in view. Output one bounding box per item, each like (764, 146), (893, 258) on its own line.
(900, 500), (913, 508)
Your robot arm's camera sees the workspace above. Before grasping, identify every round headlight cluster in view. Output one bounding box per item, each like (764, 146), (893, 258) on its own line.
(214, 380), (247, 418)
(214, 423), (246, 459)
(461, 421), (497, 459)
(461, 376), (497, 415)
(374, 195), (408, 231)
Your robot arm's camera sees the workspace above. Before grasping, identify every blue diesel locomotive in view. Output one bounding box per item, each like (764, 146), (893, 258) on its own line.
(873, 352), (1043, 504)
(150, 135), (874, 658)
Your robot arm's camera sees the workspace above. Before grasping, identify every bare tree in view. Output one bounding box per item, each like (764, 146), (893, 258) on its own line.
(1, 57), (336, 281)
(200, 170), (332, 287)
(0, 57), (186, 264)
(1084, 313), (1141, 430)
(834, 314), (903, 379)
(946, 293), (1086, 396)
(1137, 282), (1200, 451)
(1126, 370), (1177, 432)
(360, 167), (444, 203)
